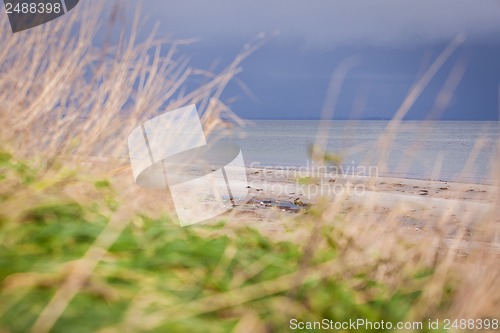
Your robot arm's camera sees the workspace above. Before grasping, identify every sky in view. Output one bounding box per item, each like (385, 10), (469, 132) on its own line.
(117, 0), (500, 120)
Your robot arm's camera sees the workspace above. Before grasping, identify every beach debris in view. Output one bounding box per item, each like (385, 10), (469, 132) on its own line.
(419, 189), (429, 196)
(439, 187), (448, 190)
(246, 197), (303, 213)
(293, 198), (312, 208)
(277, 202), (302, 213)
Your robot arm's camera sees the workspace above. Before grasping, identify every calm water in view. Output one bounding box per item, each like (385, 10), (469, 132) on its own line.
(220, 121), (500, 183)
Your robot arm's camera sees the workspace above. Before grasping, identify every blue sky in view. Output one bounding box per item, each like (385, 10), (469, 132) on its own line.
(121, 0), (500, 120)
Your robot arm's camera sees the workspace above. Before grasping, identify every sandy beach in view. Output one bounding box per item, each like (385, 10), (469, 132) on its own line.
(227, 168), (500, 250)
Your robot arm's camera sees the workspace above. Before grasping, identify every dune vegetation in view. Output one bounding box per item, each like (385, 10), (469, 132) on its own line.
(0, 3), (499, 333)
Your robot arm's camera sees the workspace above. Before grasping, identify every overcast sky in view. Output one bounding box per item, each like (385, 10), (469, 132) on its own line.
(117, 0), (500, 120)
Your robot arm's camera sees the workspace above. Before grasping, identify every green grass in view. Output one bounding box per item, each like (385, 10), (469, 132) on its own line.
(0, 149), (461, 333)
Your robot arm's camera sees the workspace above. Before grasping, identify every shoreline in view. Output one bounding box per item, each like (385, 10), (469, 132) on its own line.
(243, 164), (499, 186)
(226, 167), (499, 229)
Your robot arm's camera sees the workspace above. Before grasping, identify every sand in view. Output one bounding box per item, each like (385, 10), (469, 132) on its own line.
(227, 168), (499, 243)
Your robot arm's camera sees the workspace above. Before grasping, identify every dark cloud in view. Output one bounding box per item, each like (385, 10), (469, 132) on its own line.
(133, 0), (500, 46)
(120, 0), (500, 120)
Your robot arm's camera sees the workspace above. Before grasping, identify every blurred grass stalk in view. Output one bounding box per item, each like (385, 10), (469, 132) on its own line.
(0, 2), (254, 163)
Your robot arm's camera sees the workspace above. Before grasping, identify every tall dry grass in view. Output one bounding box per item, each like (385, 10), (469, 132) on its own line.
(0, 2), (259, 164)
(0, 2), (498, 333)
(300, 32), (500, 323)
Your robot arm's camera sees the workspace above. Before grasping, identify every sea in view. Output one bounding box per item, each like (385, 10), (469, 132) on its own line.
(220, 120), (500, 184)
